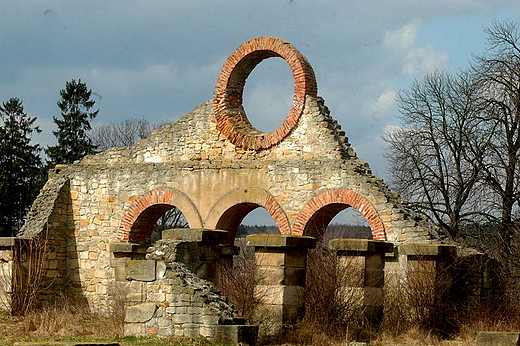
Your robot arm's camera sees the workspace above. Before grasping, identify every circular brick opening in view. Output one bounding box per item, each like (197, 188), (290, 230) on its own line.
(242, 58), (293, 133)
(214, 37), (317, 150)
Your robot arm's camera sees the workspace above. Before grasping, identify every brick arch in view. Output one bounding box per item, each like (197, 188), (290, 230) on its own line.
(118, 188), (202, 242)
(294, 189), (386, 241)
(205, 187), (290, 241)
(213, 36), (317, 150)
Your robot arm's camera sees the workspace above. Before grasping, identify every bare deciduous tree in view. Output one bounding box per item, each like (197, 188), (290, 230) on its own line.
(471, 20), (520, 257)
(384, 21), (520, 261)
(384, 71), (487, 239)
(91, 118), (163, 151)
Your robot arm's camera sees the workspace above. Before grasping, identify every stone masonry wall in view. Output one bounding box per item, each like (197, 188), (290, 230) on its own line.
(18, 36), (445, 314)
(124, 260), (247, 339)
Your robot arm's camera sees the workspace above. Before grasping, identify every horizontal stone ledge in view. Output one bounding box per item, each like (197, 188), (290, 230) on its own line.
(0, 237), (16, 247)
(161, 228), (229, 243)
(400, 243), (457, 257)
(246, 234), (316, 249)
(328, 238), (394, 254)
(109, 242), (148, 254)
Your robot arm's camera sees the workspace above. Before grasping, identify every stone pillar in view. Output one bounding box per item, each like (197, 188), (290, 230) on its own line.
(246, 234), (316, 334)
(328, 238), (394, 325)
(0, 237), (15, 311)
(399, 244), (457, 325)
(400, 243), (456, 289)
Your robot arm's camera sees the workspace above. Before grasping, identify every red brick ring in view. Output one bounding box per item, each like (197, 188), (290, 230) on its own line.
(214, 37), (317, 150)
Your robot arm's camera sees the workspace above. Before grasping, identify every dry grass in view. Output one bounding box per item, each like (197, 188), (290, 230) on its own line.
(0, 307), (232, 346)
(0, 299), (121, 343)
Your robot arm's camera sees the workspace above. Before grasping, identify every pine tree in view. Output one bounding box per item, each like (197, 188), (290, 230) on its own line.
(0, 98), (42, 236)
(46, 79), (99, 164)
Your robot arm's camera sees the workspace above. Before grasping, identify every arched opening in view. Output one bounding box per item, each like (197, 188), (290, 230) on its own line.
(294, 189), (386, 241)
(237, 207), (278, 238)
(118, 188), (202, 242)
(304, 204), (373, 246)
(216, 203), (279, 244)
(324, 207), (372, 245)
(216, 204), (279, 323)
(129, 204), (188, 244)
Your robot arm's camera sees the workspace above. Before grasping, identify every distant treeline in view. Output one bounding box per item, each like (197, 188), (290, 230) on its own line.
(237, 223), (372, 239)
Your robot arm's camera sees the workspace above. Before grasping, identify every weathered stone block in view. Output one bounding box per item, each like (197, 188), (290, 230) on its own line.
(125, 260), (155, 282)
(157, 327), (173, 336)
(255, 265), (307, 286)
(329, 238), (393, 254)
(365, 268), (384, 287)
(256, 266), (285, 285)
(125, 303), (157, 323)
(162, 228), (228, 243)
(255, 285), (305, 305)
(110, 242), (148, 254)
(254, 251), (307, 267)
(0, 237), (16, 247)
(156, 261), (166, 280)
(124, 323), (145, 336)
(364, 287), (383, 306)
(400, 243), (456, 257)
(220, 244), (239, 256)
(247, 234), (315, 249)
(213, 325), (259, 346)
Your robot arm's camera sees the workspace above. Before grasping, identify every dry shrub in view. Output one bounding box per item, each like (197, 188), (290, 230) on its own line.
(286, 247), (368, 345)
(382, 250), (520, 343)
(108, 281), (127, 336)
(452, 257), (520, 343)
(217, 242), (261, 323)
(11, 234), (53, 316)
(382, 256), (458, 339)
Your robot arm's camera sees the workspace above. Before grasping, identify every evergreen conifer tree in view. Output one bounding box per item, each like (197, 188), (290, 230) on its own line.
(0, 98), (42, 236)
(46, 79), (99, 164)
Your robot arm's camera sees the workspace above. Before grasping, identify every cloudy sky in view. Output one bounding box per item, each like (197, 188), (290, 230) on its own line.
(1, 1), (519, 224)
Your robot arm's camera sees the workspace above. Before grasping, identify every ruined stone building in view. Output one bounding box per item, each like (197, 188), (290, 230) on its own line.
(0, 37), (479, 344)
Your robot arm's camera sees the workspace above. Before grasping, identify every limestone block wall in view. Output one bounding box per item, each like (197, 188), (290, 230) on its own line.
(16, 94), (443, 311)
(123, 260), (257, 343)
(123, 232), (257, 344)
(16, 36), (446, 313)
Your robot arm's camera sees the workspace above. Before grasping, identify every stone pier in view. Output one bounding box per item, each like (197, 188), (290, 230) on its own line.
(328, 238), (394, 325)
(246, 234), (316, 334)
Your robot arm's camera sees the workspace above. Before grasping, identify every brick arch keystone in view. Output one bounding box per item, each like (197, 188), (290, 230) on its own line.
(118, 188), (203, 242)
(205, 187), (290, 235)
(294, 189), (386, 240)
(213, 36), (317, 151)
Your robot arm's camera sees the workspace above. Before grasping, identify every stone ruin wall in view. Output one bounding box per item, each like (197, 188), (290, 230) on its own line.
(13, 37), (446, 317)
(16, 98), (440, 312)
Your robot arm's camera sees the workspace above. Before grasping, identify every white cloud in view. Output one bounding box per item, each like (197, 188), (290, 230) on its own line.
(369, 89), (397, 119)
(382, 124), (404, 137)
(384, 21), (450, 76)
(403, 45), (450, 75)
(364, 84), (397, 122)
(384, 21), (419, 50)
